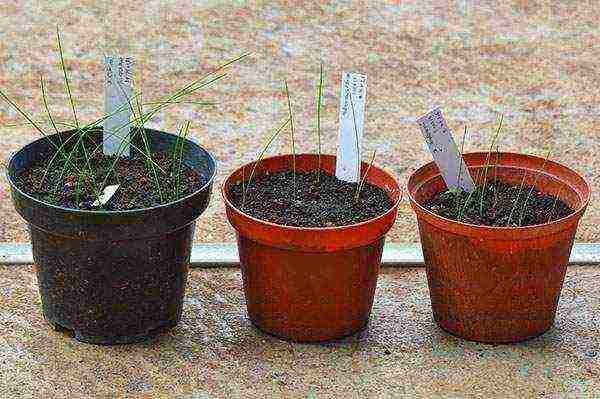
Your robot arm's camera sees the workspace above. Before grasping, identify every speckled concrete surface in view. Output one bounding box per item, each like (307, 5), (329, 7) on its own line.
(2, 4), (599, 398)
(0, 264), (598, 397)
(0, 1), (599, 243)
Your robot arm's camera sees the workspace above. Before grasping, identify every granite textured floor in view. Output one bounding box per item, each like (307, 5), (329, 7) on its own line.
(0, 1), (599, 243)
(2, 2), (600, 398)
(0, 264), (598, 398)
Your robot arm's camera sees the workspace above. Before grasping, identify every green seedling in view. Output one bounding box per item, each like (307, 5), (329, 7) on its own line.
(457, 125), (467, 187)
(3, 120), (76, 129)
(506, 169), (529, 227)
(493, 143), (500, 208)
(315, 61), (324, 185)
(142, 100), (218, 107)
(0, 89), (60, 146)
(241, 117), (291, 208)
(57, 27), (96, 187)
(547, 186), (563, 223)
(283, 79), (296, 195)
(354, 149), (377, 204)
(453, 125), (468, 218)
(57, 27), (78, 129)
(88, 52), (249, 178)
(48, 98), (152, 199)
(517, 148), (552, 226)
(479, 114), (503, 215)
(40, 75), (84, 183)
(174, 121), (192, 199)
(93, 53), (250, 202)
(40, 76), (61, 138)
(56, 27), (100, 201)
(348, 90), (361, 181)
(456, 115), (503, 222)
(458, 165), (484, 222)
(242, 62), (329, 208)
(134, 73), (164, 203)
(241, 164), (246, 201)
(0, 86), (96, 200)
(0, 29), (249, 209)
(424, 111), (564, 227)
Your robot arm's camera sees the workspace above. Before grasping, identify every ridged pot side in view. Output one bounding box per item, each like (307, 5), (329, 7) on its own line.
(407, 152), (590, 343)
(7, 128), (216, 344)
(222, 154), (401, 342)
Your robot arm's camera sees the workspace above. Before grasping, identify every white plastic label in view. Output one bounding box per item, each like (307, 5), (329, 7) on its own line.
(92, 184), (120, 207)
(417, 107), (475, 192)
(104, 56), (134, 156)
(335, 72), (367, 183)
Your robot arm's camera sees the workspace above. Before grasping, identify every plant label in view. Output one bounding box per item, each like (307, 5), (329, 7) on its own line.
(92, 184), (120, 207)
(417, 107), (475, 192)
(104, 56), (134, 157)
(336, 72), (367, 183)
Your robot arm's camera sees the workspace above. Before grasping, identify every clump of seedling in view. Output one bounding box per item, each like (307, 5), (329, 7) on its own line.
(425, 115), (573, 227)
(230, 64), (392, 228)
(355, 148), (377, 204)
(240, 116), (291, 208)
(348, 90), (378, 205)
(315, 62), (324, 185)
(1, 27), (248, 210)
(241, 64), (376, 208)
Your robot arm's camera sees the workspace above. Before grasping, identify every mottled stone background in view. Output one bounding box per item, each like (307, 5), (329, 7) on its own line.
(1, 264), (599, 397)
(1, 2), (600, 398)
(0, 1), (598, 244)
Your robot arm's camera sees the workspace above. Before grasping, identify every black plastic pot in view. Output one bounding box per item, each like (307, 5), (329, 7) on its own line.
(7, 128), (216, 344)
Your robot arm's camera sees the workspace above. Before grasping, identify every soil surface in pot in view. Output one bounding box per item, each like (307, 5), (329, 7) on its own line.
(15, 151), (211, 211)
(228, 170), (393, 227)
(424, 180), (573, 227)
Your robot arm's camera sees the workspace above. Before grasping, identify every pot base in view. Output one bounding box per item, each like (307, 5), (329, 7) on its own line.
(433, 315), (555, 344)
(249, 318), (370, 343)
(48, 318), (177, 345)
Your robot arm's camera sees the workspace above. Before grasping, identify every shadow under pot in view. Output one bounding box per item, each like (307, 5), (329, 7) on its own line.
(222, 154), (401, 343)
(6, 128), (216, 344)
(407, 152), (590, 344)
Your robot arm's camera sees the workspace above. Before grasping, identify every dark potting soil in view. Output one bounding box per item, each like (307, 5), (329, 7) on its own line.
(424, 180), (574, 227)
(228, 170), (394, 227)
(15, 151), (210, 211)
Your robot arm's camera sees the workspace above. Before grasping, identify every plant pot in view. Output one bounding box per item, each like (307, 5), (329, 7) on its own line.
(7, 128), (216, 344)
(407, 152), (590, 343)
(222, 154), (401, 342)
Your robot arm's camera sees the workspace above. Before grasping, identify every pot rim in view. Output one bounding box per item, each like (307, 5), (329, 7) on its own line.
(221, 153), (402, 232)
(6, 129), (218, 215)
(407, 151), (591, 233)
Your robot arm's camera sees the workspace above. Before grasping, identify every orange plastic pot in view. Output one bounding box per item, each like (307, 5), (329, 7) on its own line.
(222, 154), (401, 342)
(408, 152), (590, 343)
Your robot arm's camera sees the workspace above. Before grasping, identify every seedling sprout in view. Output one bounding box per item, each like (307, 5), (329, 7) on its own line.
(241, 66), (377, 212)
(355, 149), (377, 204)
(283, 79), (296, 195)
(0, 27), (249, 209)
(315, 62), (324, 185)
(241, 117), (291, 208)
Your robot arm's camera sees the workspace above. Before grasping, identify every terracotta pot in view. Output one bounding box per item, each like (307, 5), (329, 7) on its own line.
(222, 154), (401, 342)
(7, 128), (216, 344)
(407, 152), (590, 343)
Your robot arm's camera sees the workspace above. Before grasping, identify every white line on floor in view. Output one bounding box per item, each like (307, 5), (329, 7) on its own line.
(1, 243), (599, 267)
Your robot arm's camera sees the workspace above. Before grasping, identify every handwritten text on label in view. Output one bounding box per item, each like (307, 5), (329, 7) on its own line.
(335, 72), (367, 183)
(104, 56), (134, 156)
(417, 108), (475, 192)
